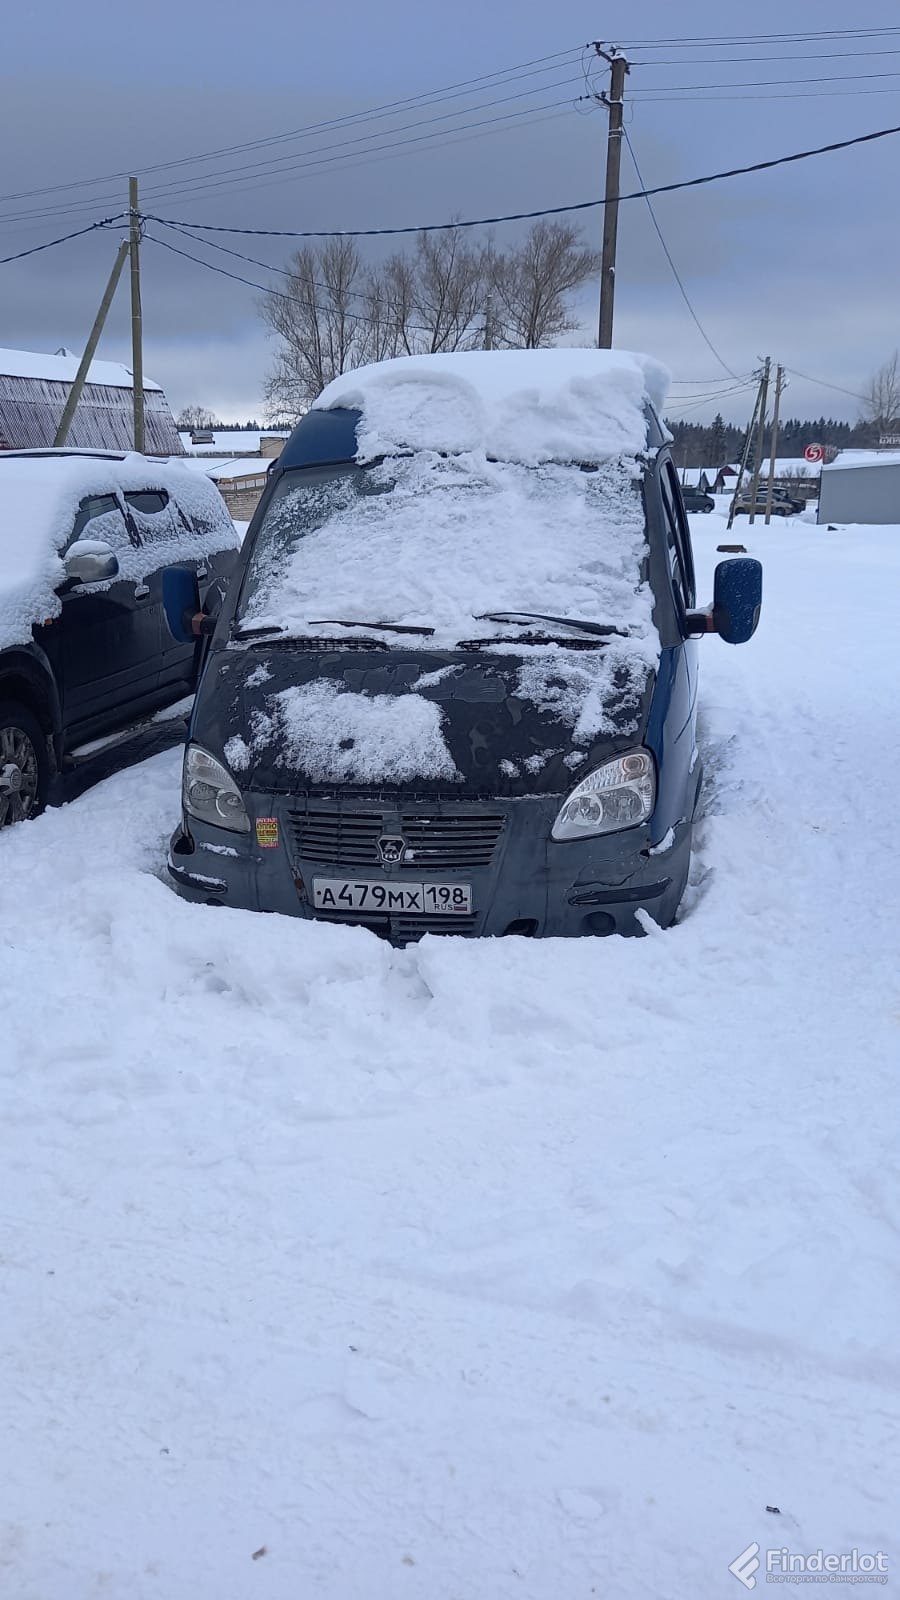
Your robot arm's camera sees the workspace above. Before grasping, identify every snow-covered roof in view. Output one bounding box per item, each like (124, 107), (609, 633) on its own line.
(821, 450), (900, 473)
(0, 345), (162, 392)
(314, 348), (670, 465)
(0, 450), (236, 650)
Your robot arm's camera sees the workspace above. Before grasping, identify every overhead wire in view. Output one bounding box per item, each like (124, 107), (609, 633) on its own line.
(622, 127), (737, 378)
(0, 46), (586, 213)
(0, 214), (124, 265)
(0, 79), (586, 229)
(140, 120), (900, 238)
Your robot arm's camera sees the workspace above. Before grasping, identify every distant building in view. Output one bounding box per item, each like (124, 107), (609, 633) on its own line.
(818, 451), (900, 525)
(0, 346), (183, 455)
(178, 430), (289, 519)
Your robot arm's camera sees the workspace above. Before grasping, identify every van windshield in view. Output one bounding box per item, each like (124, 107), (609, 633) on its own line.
(236, 451), (656, 652)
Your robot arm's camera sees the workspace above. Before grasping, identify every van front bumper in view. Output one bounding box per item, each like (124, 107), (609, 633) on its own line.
(167, 793), (692, 939)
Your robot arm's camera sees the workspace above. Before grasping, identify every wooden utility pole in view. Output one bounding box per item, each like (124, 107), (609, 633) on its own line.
(764, 365), (785, 525)
(128, 176), (145, 453)
(54, 240), (131, 447)
(747, 357), (771, 526)
(595, 46), (629, 349)
(727, 379), (765, 531)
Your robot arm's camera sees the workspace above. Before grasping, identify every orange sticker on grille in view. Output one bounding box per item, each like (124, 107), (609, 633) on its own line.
(255, 816), (279, 848)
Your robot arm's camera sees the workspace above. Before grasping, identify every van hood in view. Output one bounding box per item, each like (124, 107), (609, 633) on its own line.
(202, 642), (656, 799)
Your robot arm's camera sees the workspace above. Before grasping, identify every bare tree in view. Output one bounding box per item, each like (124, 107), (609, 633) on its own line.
(861, 351), (900, 429)
(411, 228), (486, 353)
(259, 222), (599, 415)
(490, 222), (599, 348)
(177, 404), (221, 430)
(260, 239), (370, 418)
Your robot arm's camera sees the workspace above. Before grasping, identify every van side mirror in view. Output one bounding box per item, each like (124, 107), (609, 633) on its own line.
(64, 540), (119, 585)
(162, 565), (202, 643)
(686, 557), (762, 644)
(713, 557), (762, 644)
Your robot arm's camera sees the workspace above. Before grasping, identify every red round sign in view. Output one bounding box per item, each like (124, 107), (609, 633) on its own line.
(804, 443), (825, 463)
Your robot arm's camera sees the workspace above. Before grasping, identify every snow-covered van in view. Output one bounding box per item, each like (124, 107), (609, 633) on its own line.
(167, 350), (761, 938)
(0, 450), (238, 825)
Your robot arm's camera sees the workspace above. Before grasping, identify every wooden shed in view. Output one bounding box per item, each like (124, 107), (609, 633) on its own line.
(0, 346), (183, 455)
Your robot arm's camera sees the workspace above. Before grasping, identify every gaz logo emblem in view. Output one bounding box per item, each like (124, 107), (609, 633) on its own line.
(377, 835), (406, 865)
(256, 816), (279, 848)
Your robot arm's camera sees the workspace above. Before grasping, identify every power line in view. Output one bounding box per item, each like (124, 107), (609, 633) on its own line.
(633, 86), (900, 103)
(630, 46), (900, 65)
(622, 128), (737, 379)
(0, 46), (586, 213)
(783, 368), (869, 403)
(631, 68), (900, 93)
(0, 214), (124, 265)
(142, 120), (900, 239)
(619, 27), (900, 47)
(0, 81), (585, 230)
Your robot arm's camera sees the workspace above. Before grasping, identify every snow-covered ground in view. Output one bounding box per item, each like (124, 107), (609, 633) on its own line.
(1, 512), (898, 1597)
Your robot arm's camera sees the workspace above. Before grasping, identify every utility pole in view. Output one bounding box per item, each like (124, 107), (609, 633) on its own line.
(764, 365), (785, 525)
(727, 378), (764, 531)
(128, 176), (145, 453)
(594, 45), (629, 349)
(747, 356), (771, 526)
(54, 239), (130, 447)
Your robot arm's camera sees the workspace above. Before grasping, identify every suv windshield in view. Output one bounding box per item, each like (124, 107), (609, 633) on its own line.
(237, 451), (654, 651)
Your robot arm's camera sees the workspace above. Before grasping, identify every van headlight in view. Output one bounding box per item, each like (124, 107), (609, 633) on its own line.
(551, 749), (655, 841)
(183, 744), (250, 834)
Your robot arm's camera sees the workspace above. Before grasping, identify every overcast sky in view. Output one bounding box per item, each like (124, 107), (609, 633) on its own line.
(1, 0), (897, 424)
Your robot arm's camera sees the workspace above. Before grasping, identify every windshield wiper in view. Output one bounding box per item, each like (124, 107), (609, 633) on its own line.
(308, 618), (435, 636)
(475, 611), (628, 638)
(232, 621), (287, 640)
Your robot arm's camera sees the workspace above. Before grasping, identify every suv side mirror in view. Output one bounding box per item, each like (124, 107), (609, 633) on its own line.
(713, 557), (762, 644)
(65, 540), (119, 584)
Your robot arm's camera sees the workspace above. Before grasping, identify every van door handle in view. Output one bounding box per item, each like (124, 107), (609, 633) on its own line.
(134, 583), (150, 599)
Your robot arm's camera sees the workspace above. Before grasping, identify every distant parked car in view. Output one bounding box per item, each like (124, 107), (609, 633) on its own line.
(732, 485), (803, 518)
(681, 487), (715, 514)
(0, 450), (239, 826)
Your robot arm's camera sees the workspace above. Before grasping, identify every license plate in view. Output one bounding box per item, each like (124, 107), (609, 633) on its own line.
(312, 878), (472, 915)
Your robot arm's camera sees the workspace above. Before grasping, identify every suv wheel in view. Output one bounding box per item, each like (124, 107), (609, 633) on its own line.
(0, 700), (49, 827)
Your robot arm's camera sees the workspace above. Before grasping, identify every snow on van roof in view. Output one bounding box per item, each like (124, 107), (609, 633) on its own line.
(314, 348), (670, 466)
(0, 451), (234, 650)
(0, 346), (162, 392)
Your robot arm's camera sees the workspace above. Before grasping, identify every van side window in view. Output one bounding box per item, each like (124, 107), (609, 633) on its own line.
(660, 462), (696, 613)
(66, 495), (131, 552)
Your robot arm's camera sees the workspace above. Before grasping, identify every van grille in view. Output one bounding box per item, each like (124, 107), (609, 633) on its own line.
(287, 806), (506, 871)
(287, 808), (383, 867)
(399, 813), (505, 869)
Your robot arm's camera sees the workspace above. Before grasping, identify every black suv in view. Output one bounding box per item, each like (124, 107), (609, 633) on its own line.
(0, 451), (238, 826)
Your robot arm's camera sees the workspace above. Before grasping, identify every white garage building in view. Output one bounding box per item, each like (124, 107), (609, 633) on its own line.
(818, 451), (900, 525)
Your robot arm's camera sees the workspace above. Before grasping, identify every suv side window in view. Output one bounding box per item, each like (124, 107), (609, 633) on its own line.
(66, 494), (132, 552)
(123, 488), (177, 543)
(660, 461), (697, 614)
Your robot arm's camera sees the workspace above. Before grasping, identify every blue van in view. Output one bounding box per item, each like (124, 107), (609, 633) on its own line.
(167, 351), (760, 939)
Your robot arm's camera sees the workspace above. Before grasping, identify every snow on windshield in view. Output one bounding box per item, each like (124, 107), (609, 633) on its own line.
(0, 454), (237, 650)
(239, 450), (660, 743)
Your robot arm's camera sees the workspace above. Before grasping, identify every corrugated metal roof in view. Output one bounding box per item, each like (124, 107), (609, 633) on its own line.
(0, 374), (183, 456)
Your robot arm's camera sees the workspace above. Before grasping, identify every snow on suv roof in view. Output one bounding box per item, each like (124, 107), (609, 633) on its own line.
(0, 450), (234, 650)
(314, 348), (670, 466)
